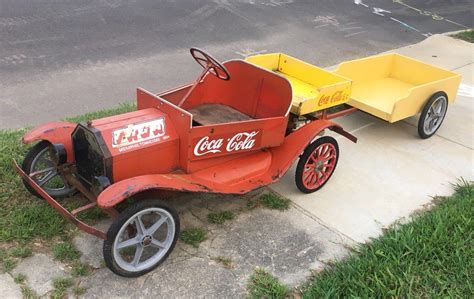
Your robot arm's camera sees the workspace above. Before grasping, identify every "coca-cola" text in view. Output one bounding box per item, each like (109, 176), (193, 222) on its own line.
(194, 131), (259, 156)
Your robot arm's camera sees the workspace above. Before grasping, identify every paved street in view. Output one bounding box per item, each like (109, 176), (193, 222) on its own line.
(1, 0), (472, 128)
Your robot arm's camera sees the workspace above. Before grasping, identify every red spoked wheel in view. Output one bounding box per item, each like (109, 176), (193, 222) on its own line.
(295, 136), (339, 193)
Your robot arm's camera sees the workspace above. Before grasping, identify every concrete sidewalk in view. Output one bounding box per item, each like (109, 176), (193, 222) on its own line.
(271, 34), (473, 243)
(3, 35), (472, 298)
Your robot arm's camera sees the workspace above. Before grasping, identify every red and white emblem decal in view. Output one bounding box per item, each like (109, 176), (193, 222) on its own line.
(112, 118), (166, 148)
(194, 131), (259, 156)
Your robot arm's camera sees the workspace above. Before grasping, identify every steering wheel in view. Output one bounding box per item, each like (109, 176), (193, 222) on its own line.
(190, 47), (230, 81)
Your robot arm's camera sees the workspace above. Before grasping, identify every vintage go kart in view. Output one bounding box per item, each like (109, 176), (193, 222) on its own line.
(14, 48), (460, 277)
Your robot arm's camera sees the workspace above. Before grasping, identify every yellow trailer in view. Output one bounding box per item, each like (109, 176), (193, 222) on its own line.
(333, 53), (461, 123)
(246, 52), (461, 139)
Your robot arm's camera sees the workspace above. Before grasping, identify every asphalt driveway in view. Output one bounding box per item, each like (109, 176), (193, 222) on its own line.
(1, 0), (472, 128)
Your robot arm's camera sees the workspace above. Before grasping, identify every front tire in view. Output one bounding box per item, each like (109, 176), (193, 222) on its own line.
(103, 199), (180, 277)
(295, 136), (339, 194)
(418, 92), (448, 139)
(21, 140), (75, 198)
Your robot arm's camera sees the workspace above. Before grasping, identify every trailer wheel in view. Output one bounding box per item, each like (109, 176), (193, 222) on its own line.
(21, 140), (75, 198)
(103, 199), (179, 277)
(418, 92), (448, 139)
(295, 136), (339, 194)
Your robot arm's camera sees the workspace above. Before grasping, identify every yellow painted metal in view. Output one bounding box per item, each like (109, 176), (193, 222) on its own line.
(246, 53), (351, 115)
(334, 53), (462, 122)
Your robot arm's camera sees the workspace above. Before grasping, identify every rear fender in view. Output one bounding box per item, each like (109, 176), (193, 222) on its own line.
(268, 119), (356, 180)
(289, 119), (357, 150)
(97, 174), (211, 209)
(23, 121), (76, 162)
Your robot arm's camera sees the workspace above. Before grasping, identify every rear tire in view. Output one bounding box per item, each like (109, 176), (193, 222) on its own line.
(418, 92), (448, 139)
(103, 199), (180, 277)
(295, 136), (339, 194)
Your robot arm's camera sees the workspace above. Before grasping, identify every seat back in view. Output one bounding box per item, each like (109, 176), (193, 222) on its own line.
(183, 60), (292, 119)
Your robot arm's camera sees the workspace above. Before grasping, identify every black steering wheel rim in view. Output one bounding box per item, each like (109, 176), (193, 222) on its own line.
(190, 47), (230, 81)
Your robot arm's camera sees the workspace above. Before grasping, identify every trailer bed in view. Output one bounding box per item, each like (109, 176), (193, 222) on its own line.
(334, 53), (461, 122)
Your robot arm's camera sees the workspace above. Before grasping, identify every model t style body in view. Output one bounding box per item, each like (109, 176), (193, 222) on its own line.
(15, 48), (461, 277)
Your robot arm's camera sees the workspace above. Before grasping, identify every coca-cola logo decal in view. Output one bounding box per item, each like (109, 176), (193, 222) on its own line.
(194, 131), (260, 157)
(112, 118), (167, 150)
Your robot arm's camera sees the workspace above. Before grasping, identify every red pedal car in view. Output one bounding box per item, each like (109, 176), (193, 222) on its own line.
(15, 48), (356, 277)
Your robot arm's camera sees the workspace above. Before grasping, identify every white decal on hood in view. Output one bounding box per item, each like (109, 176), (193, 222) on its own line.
(112, 118), (166, 148)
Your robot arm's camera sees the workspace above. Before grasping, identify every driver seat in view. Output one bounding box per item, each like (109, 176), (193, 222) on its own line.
(189, 104), (252, 126)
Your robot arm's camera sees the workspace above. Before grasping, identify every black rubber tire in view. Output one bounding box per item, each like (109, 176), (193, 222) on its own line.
(418, 91), (448, 139)
(103, 199), (180, 278)
(295, 136), (339, 194)
(21, 140), (74, 199)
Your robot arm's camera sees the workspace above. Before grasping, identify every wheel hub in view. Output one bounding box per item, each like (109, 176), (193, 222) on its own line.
(141, 235), (153, 247)
(315, 161), (323, 172)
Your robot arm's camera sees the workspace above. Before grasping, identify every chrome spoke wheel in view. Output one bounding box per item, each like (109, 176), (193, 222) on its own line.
(418, 92), (448, 139)
(423, 97), (447, 135)
(112, 207), (176, 273)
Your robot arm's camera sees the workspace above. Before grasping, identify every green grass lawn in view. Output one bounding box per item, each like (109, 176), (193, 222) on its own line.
(302, 180), (473, 298)
(451, 30), (474, 43)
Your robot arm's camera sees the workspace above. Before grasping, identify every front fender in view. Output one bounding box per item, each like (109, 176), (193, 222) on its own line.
(97, 174), (211, 209)
(23, 121), (76, 162)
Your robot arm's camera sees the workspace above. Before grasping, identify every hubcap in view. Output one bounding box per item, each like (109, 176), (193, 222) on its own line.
(423, 96), (447, 135)
(141, 235), (153, 247)
(302, 143), (337, 190)
(113, 207), (175, 272)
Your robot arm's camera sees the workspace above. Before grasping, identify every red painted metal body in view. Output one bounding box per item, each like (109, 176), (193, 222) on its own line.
(17, 59), (357, 239)
(97, 118), (347, 208)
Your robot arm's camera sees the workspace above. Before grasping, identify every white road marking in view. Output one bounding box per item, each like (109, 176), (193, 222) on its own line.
(312, 15), (340, 26)
(314, 23), (330, 29)
(337, 26), (362, 32)
(235, 48), (267, 57)
(372, 8), (391, 16)
(390, 17), (432, 37)
(354, 0), (369, 8)
(393, 0), (469, 28)
(344, 31), (367, 37)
